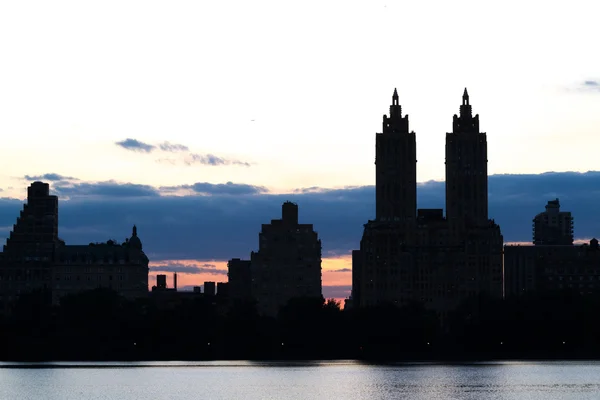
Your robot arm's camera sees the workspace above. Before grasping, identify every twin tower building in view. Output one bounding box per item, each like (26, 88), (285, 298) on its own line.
(352, 89), (503, 317)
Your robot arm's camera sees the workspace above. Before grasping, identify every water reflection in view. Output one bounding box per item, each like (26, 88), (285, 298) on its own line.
(0, 361), (599, 400)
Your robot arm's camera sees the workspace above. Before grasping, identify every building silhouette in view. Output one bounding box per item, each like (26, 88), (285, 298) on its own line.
(156, 274), (168, 290)
(52, 225), (149, 304)
(375, 88), (417, 225)
(0, 182), (149, 312)
(248, 201), (322, 316)
(533, 198), (574, 245)
(227, 258), (252, 303)
(217, 282), (229, 298)
(152, 273), (178, 292)
(204, 281), (216, 296)
(505, 199), (599, 297)
(352, 89), (503, 317)
(445, 89), (489, 227)
(0, 182), (57, 311)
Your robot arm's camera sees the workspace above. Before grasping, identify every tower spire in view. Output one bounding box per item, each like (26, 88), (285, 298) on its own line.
(392, 88), (399, 105)
(460, 88), (472, 118)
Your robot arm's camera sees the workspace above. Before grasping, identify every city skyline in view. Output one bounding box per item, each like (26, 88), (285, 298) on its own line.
(1, 0), (600, 299)
(2, 123), (600, 300)
(2, 102), (600, 300)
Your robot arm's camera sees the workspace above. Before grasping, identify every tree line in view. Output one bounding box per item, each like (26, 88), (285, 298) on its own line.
(1, 288), (600, 361)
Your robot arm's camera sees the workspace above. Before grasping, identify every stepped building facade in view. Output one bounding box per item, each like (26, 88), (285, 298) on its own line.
(352, 89), (503, 317)
(250, 202), (322, 316)
(227, 202), (323, 317)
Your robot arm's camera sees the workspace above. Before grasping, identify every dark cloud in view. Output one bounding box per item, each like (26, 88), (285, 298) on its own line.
(1, 171), (599, 262)
(582, 80), (600, 91)
(185, 153), (251, 167)
(115, 138), (156, 153)
(159, 142), (189, 152)
(160, 182), (268, 196)
(176, 285), (203, 291)
(323, 285), (352, 299)
(24, 173), (77, 181)
(150, 262), (226, 275)
(53, 181), (160, 198)
(331, 268), (352, 273)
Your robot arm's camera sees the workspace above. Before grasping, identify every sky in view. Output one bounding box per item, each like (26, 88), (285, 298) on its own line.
(0, 0), (599, 300)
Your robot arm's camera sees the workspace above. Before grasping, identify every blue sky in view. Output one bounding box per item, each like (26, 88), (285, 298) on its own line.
(0, 0), (599, 294)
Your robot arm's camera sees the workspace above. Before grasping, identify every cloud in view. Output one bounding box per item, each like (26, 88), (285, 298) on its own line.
(582, 80), (600, 91)
(184, 153), (251, 167)
(175, 285), (202, 291)
(331, 268), (352, 273)
(115, 138), (156, 153)
(159, 142), (189, 152)
(156, 158), (178, 165)
(160, 182), (268, 196)
(24, 173), (77, 181)
(150, 262), (226, 275)
(114, 139), (250, 166)
(323, 285), (351, 299)
(1, 171), (600, 261)
(53, 180), (160, 198)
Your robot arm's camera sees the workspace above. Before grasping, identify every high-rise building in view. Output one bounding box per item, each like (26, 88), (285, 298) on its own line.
(352, 89), (503, 316)
(250, 201), (322, 316)
(533, 199), (574, 245)
(0, 182), (59, 312)
(352, 91), (419, 307)
(444, 90), (503, 305)
(445, 89), (489, 228)
(376, 88), (417, 226)
(3, 181), (59, 261)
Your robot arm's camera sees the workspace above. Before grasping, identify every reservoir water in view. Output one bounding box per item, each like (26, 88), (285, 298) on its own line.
(1, 360), (599, 399)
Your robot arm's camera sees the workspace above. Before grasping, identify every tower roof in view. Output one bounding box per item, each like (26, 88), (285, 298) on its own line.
(129, 224), (142, 250)
(393, 88), (399, 100)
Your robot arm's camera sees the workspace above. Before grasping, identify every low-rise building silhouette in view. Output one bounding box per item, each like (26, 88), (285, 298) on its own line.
(0, 182), (149, 312)
(204, 281), (216, 296)
(53, 227), (148, 304)
(227, 258), (252, 303)
(505, 239), (600, 297)
(156, 274), (168, 290)
(217, 282), (229, 298)
(152, 273), (178, 292)
(505, 199), (599, 297)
